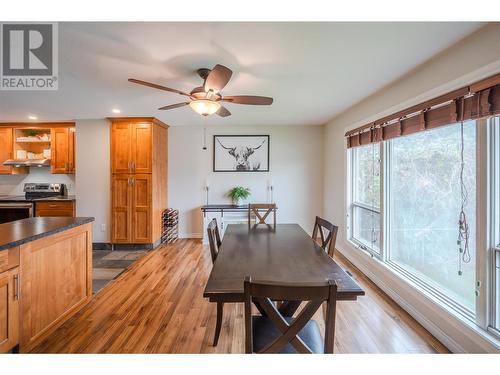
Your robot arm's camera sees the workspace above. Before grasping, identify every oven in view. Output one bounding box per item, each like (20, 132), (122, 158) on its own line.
(0, 202), (34, 224)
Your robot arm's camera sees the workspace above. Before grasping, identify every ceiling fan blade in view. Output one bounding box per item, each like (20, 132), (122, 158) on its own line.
(222, 95), (273, 105)
(158, 102), (190, 110)
(204, 64), (233, 93)
(128, 78), (191, 97)
(216, 106), (231, 117)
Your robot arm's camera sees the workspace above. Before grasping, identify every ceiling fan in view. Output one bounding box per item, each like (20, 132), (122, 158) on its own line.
(128, 64), (273, 117)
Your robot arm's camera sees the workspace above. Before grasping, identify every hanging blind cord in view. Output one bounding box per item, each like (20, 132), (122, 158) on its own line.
(371, 140), (377, 246)
(457, 98), (471, 276)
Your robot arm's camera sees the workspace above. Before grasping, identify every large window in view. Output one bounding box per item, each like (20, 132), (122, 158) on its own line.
(388, 121), (477, 313)
(350, 144), (381, 254)
(349, 120), (480, 317)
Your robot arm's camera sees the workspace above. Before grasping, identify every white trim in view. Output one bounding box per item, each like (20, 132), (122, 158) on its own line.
(476, 118), (489, 328)
(337, 242), (500, 353)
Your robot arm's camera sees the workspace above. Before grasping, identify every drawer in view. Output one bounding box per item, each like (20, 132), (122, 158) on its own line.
(0, 247), (19, 273)
(36, 201), (75, 217)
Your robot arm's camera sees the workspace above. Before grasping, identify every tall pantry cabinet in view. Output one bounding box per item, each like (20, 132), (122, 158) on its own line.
(110, 118), (168, 247)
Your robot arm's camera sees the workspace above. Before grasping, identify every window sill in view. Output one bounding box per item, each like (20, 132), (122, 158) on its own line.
(342, 240), (500, 352)
(348, 237), (380, 258)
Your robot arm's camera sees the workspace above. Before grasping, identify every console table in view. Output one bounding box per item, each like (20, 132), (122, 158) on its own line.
(201, 205), (250, 244)
(200, 204), (277, 244)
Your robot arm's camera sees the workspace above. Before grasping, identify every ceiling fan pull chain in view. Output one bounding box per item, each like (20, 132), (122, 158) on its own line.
(202, 119), (207, 151)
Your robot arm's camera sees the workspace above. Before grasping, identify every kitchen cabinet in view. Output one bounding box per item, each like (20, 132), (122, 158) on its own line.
(131, 174), (152, 243)
(111, 174), (133, 242)
(0, 128), (13, 174)
(111, 121), (152, 174)
(0, 123), (75, 175)
(0, 268), (19, 353)
(18, 222), (92, 352)
(110, 122), (133, 173)
(51, 127), (76, 174)
(111, 174), (152, 243)
(0, 246), (20, 353)
(35, 201), (75, 217)
(68, 128), (76, 174)
(110, 118), (167, 246)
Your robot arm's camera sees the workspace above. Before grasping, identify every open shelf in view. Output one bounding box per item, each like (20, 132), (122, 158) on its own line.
(14, 128), (52, 161)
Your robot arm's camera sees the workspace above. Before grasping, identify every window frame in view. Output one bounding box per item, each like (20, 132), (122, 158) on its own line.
(488, 116), (500, 337)
(348, 143), (383, 257)
(347, 119), (491, 324)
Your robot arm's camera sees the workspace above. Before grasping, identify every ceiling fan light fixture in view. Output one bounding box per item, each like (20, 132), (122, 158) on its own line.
(189, 99), (221, 116)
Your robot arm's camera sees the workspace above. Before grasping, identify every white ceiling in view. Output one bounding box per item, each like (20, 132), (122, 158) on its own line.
(0, 22), (484, 126)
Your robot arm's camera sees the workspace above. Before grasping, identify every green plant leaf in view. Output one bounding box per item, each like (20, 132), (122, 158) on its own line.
(228, 186), (251, 200)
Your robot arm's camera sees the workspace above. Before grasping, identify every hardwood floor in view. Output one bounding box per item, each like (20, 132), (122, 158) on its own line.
(31, 240), (449, 353)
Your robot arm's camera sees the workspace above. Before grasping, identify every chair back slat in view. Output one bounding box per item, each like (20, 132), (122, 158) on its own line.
(312, 216), (338, 258)
(248, 203), (276, 228)
(244, 276), (338, 354)
(207, 218), (222, 263)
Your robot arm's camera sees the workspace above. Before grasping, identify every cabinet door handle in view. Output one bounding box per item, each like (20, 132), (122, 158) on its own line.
(14, 274), (20, 300)
(128, 177), (131, 186)
(132, 162), (135, 172)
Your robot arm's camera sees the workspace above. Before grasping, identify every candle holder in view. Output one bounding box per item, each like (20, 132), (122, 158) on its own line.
(205, 184), (210, 205)
(268, 180), (274, 203)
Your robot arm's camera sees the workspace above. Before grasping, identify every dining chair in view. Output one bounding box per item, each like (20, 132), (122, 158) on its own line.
(207, 218), (222, 263)
(248, 203), (276, 228)
(244, 276), (338, 354)
(312, 216), (338, 258)
(207, 218), (224, 346)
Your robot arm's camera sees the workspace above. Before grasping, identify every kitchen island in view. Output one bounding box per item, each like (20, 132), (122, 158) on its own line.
(0, 217), (94, 353)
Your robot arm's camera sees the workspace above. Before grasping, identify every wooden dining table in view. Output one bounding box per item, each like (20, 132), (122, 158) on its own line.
(203, 224), (365, 311)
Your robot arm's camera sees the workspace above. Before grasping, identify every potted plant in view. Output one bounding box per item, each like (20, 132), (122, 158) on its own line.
(227, 186), (251, 206)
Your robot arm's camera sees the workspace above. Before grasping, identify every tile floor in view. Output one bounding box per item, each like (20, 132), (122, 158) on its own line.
(92, 250), (148, 294)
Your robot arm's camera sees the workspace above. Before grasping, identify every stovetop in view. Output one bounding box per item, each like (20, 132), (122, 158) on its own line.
(0, 195), (76, 202)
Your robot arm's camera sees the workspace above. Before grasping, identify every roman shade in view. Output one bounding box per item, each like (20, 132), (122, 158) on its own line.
(345, 73), (500, 148)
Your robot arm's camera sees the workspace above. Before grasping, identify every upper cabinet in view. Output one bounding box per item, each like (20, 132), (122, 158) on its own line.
(0, 123), (75, 175)
(111, 121), (152, 174)
(132, 123), (152, 174)
(0, 128), (13, 174)
(51, 127), (76, 174)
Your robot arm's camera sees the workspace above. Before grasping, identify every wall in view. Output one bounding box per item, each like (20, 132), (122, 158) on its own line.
(323, 23), (500, 352)
(72, 119), (324, 242)
(169, 125), (324, 237)
(0, 168), (75, 195)
(75, 119), (110, 243)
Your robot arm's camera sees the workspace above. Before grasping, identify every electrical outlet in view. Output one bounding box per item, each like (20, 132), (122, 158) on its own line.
(101, 224), (106, 232)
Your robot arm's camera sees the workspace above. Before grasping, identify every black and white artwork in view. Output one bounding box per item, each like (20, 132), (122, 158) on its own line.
(213, 135), (270, 172)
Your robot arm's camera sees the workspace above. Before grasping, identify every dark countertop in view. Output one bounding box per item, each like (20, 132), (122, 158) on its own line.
(0, 217), (94, 251)
(0, 195), (76, 202)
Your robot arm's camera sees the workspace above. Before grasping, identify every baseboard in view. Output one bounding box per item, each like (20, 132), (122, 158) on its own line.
(178, 233), (202, 239)
(337, 244), (500, 353)
(92, 243), (112, 250)
(94, 240), (162, 251)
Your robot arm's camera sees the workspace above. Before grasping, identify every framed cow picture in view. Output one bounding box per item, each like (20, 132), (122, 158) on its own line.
(213, 135), (270, 172)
